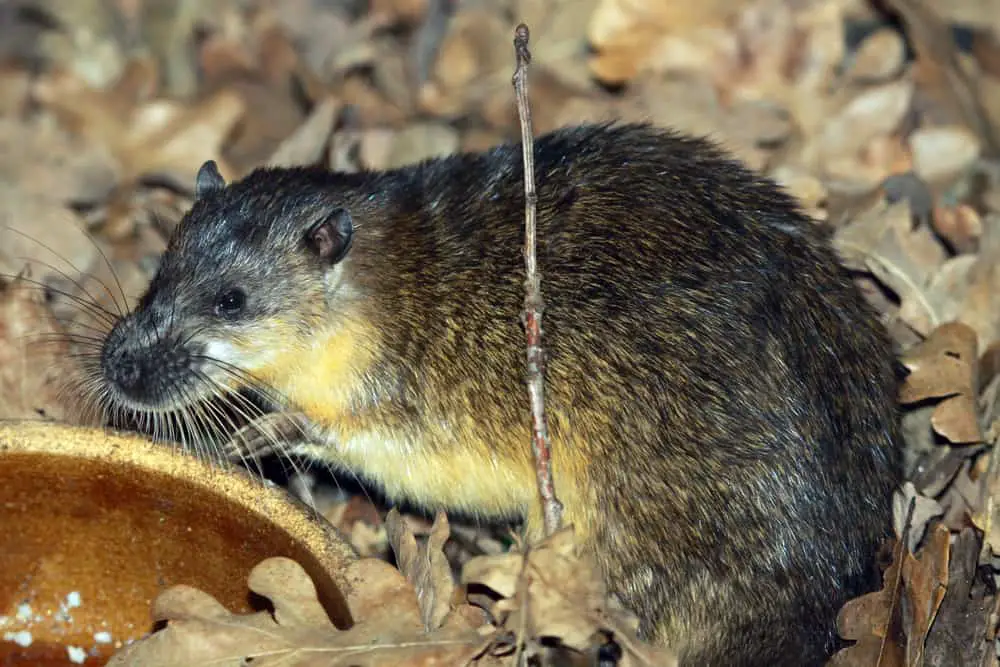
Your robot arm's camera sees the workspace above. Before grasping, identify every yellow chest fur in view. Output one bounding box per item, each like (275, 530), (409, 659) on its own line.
(256, 318), (556, 525)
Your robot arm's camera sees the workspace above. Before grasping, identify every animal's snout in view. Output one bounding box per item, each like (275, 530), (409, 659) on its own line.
(100, 313), (194, 406)
(103, 345), (144, 393)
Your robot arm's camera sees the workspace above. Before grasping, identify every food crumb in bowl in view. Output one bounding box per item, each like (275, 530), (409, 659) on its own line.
(15, 603), (32, 622)
(55, 591), (83, 623)
(93, 631), (112, 644)
(3, 630), (32, 647)
(67, 645), (87, 663)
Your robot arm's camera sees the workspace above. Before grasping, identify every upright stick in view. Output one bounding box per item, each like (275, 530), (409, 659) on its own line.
(512, 23), (563, 536)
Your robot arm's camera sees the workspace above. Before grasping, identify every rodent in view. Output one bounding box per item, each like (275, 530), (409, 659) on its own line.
(93, 122), (902, 666)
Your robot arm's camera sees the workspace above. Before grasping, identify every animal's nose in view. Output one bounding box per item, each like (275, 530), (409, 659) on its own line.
(105, 347), (144, 392)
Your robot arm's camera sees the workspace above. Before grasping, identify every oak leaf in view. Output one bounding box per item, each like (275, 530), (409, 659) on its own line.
(828, 541), (906, 667)
(899, 321), (983, 444)
(107, 556), (490, 667)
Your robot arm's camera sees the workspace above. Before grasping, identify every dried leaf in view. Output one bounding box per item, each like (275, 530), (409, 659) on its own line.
(386, 122), (461, 169)
(819, 79), (915, 163)
(932, 205), (983, 254)
(833, 199), (947, 336)
(585, 0), (747, 84)
(902, 522), (950, 666)
(198, 25), (315, 173)
(0, 269), (88, 423)
(849, 28), (907, 83)
(829, 540), (907, 667)
(893, 482), (946, 553)
(33, 60), (245, 189)
(0, 183), (101, 290)
(885, 0), (1000, 156)
(386, 508), (456, 632)
(0, 118), (119, 204)
(108, 556), (488, 667)
(462, 527), (678, 666)
(266, 96), (342, 168)
(928, 248), (1000, 350)
(899, 321), (983, 444)
(921, 528), (998, 666)
(909, 125), (982, 186)
(247, 557), (333, 627)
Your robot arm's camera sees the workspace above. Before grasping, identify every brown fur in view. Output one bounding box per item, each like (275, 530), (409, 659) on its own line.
(98, 123), (902, 666)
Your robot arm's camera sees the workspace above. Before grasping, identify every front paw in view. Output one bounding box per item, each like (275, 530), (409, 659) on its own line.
(223, 411), (311, 461)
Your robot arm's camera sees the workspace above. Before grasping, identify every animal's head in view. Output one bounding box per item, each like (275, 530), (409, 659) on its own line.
(96, 160), (362, 423)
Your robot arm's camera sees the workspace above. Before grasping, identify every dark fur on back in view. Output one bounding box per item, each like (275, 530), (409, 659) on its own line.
(117, 123), (903, 665)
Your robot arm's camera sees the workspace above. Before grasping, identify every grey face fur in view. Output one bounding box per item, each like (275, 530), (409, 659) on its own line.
(96, 162), (358, 417)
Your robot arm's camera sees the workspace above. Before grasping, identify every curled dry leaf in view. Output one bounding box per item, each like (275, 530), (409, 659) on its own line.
(886, 0), (1000, 157)
(108, 556), (490, 667)
(933, 204), (982, 255)
(385, 508), (457, 632)
(899, 321), (984, 444)
(462, 527), (679, 667)
(418, 8), (511, 119)
(420, 0), (599, 131)
(199, 24), (319, 173)
(727, 0), (848, 108)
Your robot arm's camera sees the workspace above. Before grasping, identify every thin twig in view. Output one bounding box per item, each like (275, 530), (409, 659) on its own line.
(512, 23), (562, 536)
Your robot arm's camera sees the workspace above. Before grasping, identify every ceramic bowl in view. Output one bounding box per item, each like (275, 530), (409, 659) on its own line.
(0, 420), (357, 666)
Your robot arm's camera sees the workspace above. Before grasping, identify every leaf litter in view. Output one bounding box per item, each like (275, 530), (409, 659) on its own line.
(2, 0), (1000, 664)
(105, 511), (670, 667)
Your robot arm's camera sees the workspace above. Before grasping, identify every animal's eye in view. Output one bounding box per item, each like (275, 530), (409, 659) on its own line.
(215, 288), (246, 318)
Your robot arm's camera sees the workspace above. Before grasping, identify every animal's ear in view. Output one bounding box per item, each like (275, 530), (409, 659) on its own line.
(195, 160), (226, 199)
(305, 208), (354, 264)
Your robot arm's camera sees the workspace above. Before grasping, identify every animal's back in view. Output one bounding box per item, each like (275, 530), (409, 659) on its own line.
(350, 124), (901, 665)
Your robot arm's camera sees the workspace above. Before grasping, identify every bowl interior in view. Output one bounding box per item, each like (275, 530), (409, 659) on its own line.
(0, 421), (355, 666)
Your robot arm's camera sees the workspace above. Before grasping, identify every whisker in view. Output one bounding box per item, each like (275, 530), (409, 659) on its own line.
(8, 254), (121, 323)
(0, 271), (119, 327)
(0, 222), (130, 317)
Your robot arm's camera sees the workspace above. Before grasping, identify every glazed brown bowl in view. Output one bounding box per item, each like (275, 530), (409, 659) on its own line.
(0, 420), (357, 666)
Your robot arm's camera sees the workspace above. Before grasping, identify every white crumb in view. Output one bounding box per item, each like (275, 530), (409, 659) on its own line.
(3, 630), (32, 647)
